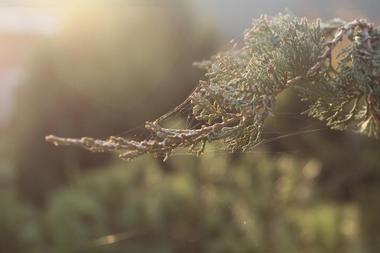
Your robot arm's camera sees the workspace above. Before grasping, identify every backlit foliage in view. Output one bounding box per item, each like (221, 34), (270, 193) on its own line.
(46, 14), (380, 160)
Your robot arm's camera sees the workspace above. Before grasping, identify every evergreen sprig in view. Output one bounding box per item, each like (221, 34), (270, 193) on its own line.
(46, 14), (380, 160)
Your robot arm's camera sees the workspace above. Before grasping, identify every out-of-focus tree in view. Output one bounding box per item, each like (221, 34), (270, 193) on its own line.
(9, 0), (218, 205)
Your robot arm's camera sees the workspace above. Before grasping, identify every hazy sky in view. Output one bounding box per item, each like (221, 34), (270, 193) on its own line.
(0, 0), (378, 36)
(198, 0), (380, 37)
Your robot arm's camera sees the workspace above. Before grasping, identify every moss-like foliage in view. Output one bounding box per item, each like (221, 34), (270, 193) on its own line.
(46, 14), (380, 160)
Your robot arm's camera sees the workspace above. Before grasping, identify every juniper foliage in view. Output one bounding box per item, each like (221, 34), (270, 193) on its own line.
(46, 14), (380, 160)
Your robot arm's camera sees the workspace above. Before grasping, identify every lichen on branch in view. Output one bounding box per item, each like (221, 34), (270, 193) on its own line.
(46, 14), (380, 160)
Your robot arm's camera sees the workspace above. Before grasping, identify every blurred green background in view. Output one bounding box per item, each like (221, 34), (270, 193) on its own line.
(1, 0), (380, 252)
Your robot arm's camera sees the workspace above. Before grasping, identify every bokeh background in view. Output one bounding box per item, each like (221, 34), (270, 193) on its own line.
(1, 0), (380, 252)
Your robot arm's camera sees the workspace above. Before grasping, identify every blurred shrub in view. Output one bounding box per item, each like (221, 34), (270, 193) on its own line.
(46, 190), (106, 253)
(0, 193), (42, 253)
(38, 150), (359, 253)
(9, 0), (218, 205)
